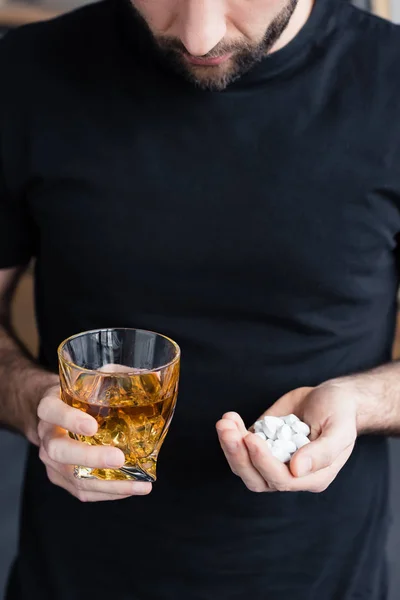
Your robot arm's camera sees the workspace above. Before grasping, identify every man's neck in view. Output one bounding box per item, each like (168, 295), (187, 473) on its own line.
(270, 0), (315, 54)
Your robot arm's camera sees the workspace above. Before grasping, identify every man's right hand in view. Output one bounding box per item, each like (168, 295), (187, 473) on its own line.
(37, 385), (152, 502)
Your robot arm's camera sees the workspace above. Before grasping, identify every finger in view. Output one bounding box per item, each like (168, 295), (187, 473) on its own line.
(72, 473), (152, 497)
(46, 465), (152, 501)
(245, 432), (352, 493)
(244, 432), (294, 490)
(216, 418), (242, 454)
(97, 364), (140, 373)
(290, 420), (355, 477)
(41, 428), (125, 469)
(38, 393), (97, 436)
(288, 447), (352, 493)
(221, 412), (248, 435)
(216, 420), (268, 493)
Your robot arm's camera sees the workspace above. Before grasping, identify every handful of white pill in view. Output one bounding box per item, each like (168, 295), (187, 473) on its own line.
(253, 414), (310, 464)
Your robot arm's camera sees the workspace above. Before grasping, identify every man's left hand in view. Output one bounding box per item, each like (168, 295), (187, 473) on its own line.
(216, 382), (358, 493)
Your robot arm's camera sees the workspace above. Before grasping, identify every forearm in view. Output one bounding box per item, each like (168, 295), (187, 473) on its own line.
(329, 361), (400, 436)
(0, 322), (58, 445)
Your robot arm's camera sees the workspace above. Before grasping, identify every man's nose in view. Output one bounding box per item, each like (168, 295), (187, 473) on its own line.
(178, 0), (227, 56)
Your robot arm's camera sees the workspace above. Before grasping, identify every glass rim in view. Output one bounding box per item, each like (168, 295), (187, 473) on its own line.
(57, 327), (181, 376)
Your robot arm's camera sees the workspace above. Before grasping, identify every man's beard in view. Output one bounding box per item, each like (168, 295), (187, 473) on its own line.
(132, 0), (299, 91)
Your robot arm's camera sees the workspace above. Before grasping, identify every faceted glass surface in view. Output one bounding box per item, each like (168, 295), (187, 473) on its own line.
(58, 329), (180, 482)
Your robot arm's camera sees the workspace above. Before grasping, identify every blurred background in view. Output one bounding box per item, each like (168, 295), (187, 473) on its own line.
(0, 0), (400, 598)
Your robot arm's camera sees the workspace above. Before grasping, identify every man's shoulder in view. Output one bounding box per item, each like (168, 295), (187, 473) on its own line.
(339, 1), (400, 62)
(334, 1), (400, 94)
(341, 0), (399, 35)
(0, 0), (115, 74)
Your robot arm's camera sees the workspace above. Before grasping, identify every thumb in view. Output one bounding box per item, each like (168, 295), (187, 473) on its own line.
(262, 387), (314, 419)
(290, 421), (349, 477)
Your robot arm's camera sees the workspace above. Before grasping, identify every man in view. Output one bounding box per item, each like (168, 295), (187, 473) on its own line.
(1, 0), (399, 597)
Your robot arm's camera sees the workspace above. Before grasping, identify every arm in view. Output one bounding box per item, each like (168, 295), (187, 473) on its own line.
(0, 265), (152, 500)
(334, 363), (400, 436)
(0, 265), (58, 445)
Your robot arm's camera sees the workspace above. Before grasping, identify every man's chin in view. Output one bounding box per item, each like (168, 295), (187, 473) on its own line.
(157, 49), (251, 91)
(181, 61), (239, 91)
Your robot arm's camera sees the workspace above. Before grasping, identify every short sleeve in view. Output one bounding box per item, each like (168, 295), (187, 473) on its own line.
(0, 164), (35, 269)
(0, 32), (36, 269)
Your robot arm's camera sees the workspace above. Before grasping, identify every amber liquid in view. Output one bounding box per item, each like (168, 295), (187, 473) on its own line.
(61, 368), (179, 481)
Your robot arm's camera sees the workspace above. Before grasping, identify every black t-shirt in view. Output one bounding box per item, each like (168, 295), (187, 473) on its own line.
(1, 0), (400, 598)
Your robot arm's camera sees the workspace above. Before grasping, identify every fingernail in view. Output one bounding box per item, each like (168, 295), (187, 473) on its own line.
(297, 456), (312, 477)
(106, 450), (125, 467)
(133, 483), (152, 495)
(80, 420), (96, 436)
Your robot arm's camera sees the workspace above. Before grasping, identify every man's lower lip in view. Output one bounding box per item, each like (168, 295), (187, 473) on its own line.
(185, 53), (232, 66)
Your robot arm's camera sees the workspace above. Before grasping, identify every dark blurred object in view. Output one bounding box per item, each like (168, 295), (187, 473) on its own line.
(353, 0), (372, 9)
(0, 432), (26, 599)
(0, 271), (36, 598)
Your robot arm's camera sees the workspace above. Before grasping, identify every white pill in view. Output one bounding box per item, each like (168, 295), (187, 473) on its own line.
(263, 416), (284, 438)
(282, 414), (300, 426)
(271, 446), (291, 464)
(264, 416), (285, 428)
(261, 419), (276, 440)
(292, 433), (310, 449)
(266, 439), (273, 449)
(255, 431), (267, 441)
(274, 439), (297, 454)
(277, 424), (293, 442)
(254, 421), (264, 433)
(291, 421), (311, 437)
(261, 423), (274, 440)
(262, 417), (277, 435)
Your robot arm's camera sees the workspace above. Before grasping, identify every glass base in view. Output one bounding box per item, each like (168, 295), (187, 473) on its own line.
(74, 465), (156, 482)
